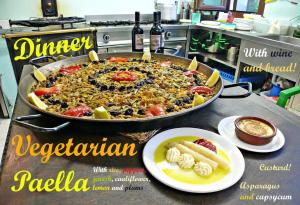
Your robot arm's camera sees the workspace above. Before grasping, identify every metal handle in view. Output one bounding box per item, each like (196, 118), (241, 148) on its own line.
(155, 47), (181, 56)
(219, 82), (252, 98)
(29, 56), (57, 68)
(13, 114), (70, 132)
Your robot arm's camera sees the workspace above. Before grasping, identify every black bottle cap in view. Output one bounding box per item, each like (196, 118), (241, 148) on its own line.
(135, 11), (140, 22)
(157, 11), (161, 21)
(153, 12), (158, 23)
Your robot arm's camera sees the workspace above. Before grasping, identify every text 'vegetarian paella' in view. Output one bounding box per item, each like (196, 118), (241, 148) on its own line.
(30, 54), (219, 119)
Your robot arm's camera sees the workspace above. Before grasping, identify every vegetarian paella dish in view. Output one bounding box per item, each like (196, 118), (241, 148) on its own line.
(28, 51), (220, 119)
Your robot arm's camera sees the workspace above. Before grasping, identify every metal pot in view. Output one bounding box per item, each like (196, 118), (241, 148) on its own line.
(14, 53), (252, 133)
(155, 1), (179, 21)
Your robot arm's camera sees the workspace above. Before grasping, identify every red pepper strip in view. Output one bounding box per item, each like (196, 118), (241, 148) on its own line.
(63, 105), (92, 117)
(109, 57), (128, 62)
(183, 70), (199, 77)
(145, 104), (165, 117)
(59, 65), (81, 75)
(112, 71), (137, 82)
(194, 139), (217, 153)
(160, 61), (172, 67)
(190, 86), (213, 95)
(34, 86), (61, 96)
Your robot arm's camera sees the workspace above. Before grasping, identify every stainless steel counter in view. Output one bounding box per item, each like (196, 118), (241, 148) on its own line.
(189, 24), (300, 53)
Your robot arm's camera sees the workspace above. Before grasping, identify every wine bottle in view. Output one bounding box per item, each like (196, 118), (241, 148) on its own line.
(157, 11), (165, 53)
(150, 12), (164, 53)
(132, 11), (144, 52)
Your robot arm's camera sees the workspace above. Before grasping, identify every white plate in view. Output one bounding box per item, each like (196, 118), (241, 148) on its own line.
(143, 127), (245, 193)
(218, 116), (285, 153)
(200, 20), (221, 26)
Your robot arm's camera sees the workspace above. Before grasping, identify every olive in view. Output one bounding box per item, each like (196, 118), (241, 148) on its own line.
(137, 109), (145, 115)
(128, 67), (134, 71)
(48, 98), (60, 105)
(144, 60), (149, 63)
(46, 82), (53, 88)
(60, 102), (68, 108)
(109, 84), (116, 91)
(48, 77), (57, 83)
(107, 102), (114, 107)
(175, 99), (183, 106)
(134, 67), (140, 71)
(166, 106), (174, 112)
(124, 108), (133, 115)
(182, 68), (188, 72)
(183, 97), (191, 103)
(44, 94), (51, 99)
(100, 85), (108, 91)
(82, 63), (88, 67)
(95, 72), (100, 77)
(56, 73), (64, 78)
(99, 59), (105, 63)
(84, 111), (93, 116)
(88, 76), (97, 85)
(118, 86), (126, 91)
(120, 68), (126, 71)
(195, 79), (201, 86)
(126, 86), (133, 90)
(110, 111), (120, 116)
(145, 78), (153, 84)
(136, 81), (145, 87)
(147, 73), (154, 79)
(111, 67), (117, 71)
(92, 61), (99, 64)
(141, 70), (148, 74)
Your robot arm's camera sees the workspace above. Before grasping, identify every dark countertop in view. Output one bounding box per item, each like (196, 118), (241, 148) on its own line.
(0, 66), (300, 205)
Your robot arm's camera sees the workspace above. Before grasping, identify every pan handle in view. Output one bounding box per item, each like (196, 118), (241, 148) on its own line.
(219, 82), (252, 98)
(29, 56), (57, 68)
(13, 114), (70, 132)
(155, 47), (181, 56)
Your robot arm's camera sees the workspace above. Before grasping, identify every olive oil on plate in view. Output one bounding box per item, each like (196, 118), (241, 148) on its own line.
(154, 136), (230, 184)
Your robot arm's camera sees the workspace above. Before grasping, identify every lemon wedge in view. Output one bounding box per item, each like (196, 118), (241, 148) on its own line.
(188, 56), (198, 70)
(206, 69), (220, 87)
(33, 66), (46, 82)
(88, 50), (99, 62)
(142, 50), (151, 61)
(28, 92), (48, 110)
(94, 106), (111, 119)
(192, 93), (205, 107)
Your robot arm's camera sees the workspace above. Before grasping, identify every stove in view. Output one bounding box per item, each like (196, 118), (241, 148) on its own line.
(86, 14), (189, 56)
(9, 16), (85, 29)
(90, 20), (179, 26)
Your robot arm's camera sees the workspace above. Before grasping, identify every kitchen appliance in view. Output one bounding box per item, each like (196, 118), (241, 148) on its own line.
(9, 16), (85, 29)
(41, 0), (58, 17)
(86, 14), (187, 56)
(14, 53), (252, 133)
(155, 1), (179, 22)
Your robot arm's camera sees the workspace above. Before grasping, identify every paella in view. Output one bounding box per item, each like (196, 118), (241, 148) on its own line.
(28, 51), (220, 119)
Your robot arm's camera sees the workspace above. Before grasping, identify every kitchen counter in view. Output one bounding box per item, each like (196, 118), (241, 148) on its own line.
(0, 65), (299, 204)
(189, 24), (300, 53)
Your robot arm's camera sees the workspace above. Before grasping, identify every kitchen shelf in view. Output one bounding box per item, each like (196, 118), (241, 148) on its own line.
(188, 51), (238, 69)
